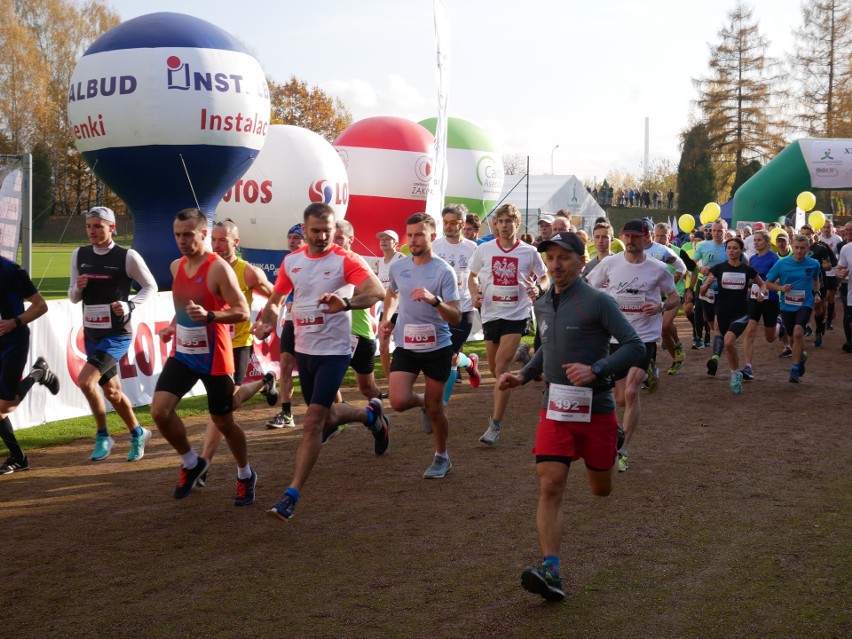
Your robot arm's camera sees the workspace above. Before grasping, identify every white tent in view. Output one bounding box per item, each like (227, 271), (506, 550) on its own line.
(493, 174), (607, 233)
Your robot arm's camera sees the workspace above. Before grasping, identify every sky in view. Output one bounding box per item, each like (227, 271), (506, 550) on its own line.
(104, 0), (806, 184)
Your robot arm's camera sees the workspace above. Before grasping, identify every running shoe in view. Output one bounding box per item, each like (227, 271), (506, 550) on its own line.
(33, 357), (60, 395)
(674, 342), (685, 363)
(617, 453), (629, 472)
(778, 346), (793, 358)
(173, 457), (210, 499)
(741, 364), (754, 381)
(799, 351), (807, 377)
(266, 410), (295, 429)
(617, 427), (625, 451)
(234, 471), (257, 506)
(814, 331), (823, 348)
(667, 361), (682, 376)
(729, 371), (743, 395)
(826, 321), (833, 331)
(789, 368), (800, 383)
(197, 469), (208, 488)
(843, 342), (852, 353)
(466, 353), (481, 388)
(267, 493), (296, 521)
(804, 324), (813, 337)
(422, 455), (452, 478)
(321, 425), (345, 445)
(479, 418), (501, 446)
(368, 398), (389, 455)
(706, 357), (718, 376)
(0, 455), (29, 475)
(260, 372), (279, 407)
(521, 564), (565, 602)
(420, 407), (432, 434)
(704, 336), (711, 348)
(126, 427), (152, 462)
(692, 337), (704, 350)
(91, 434), (115, 461)
(645, 361), (657, 393)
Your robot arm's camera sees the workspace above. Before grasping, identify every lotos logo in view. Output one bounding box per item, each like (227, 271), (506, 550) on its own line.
(309, 180), (333, 204)
(414, 156), (432, 183)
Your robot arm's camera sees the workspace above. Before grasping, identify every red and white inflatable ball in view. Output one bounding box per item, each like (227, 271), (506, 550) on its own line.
(334, 116), (434, 256)
(217, 124), (348, 280)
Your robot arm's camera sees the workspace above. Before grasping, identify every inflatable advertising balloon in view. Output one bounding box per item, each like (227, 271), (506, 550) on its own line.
(418, 117), (504, 219)
(334, 116), (434, 256)
(217, 125), (349, 280)
(67, 12), (270, 288)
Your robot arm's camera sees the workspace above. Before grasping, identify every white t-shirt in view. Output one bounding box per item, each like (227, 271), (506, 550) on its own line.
(432, 236), (477, 313)
(820, 233), (842, 276)
(273, 245), (375, 356)
(586, 253), (676, 343)
(378, 252), (405, 289)
(469, 239), (547, 323)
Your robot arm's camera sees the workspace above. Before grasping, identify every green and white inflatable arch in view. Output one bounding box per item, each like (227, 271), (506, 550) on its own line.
(733, 138), (852, 224)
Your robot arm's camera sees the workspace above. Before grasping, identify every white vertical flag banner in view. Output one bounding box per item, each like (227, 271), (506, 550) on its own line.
(425, 0), (451, 220)
(795, 207), (805, 230)
(0, 166), (23, 261)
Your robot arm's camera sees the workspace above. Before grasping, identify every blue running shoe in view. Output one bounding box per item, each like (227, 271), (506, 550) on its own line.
(789, 368), (800, 383)
(91, 434), (115, 461)
(234, 471), (257, 506)
(741, 364), (754, 381)
(173, 457), (209, 499)
(729, 371), (743, 395)
(267, 493), (296, 521)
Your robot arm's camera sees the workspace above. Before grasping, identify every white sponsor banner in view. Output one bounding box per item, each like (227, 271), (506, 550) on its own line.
(10, 292), (281, 431)
(800, 138), (852, 189)
(67, 47), (269, 152)
(335, 146), (431, 200)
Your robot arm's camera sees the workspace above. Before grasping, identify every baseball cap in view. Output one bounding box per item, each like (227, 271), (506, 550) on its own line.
(693, 231), (705, 240)
(288, 223), (304, 238)
(86, 206), (116, 224)
(744, 225), (753, 233)
(538, 214), (555, 225)
(537, 231), (586, 255)
(752, 222), (766, 231)
(376, 230), (399, 243)
(621, 219), (648, 235)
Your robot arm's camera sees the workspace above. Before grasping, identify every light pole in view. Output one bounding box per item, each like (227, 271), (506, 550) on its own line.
(551, 144), (560, 174)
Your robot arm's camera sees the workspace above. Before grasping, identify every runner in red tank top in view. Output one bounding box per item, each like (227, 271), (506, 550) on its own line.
(152, 208), (257, 506)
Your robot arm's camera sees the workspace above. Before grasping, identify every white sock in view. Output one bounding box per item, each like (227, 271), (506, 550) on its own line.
(237, 464), (252, 480)
(180, 450), (199, 469)
(435, 451), (449, 460)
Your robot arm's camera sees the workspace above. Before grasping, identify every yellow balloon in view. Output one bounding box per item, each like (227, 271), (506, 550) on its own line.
(702, 202), (721, 222)
(699, 210), (711, 225)
(769, 228), (784, 246)
(808, 210), (825, 230)
(797, 191), (816, 212)
(678, 214), (695, 233)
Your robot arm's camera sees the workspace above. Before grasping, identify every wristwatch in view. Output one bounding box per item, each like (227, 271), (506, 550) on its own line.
(591, 361), (605, 379)
(431, 295), (443, 307)
(343, 297), (352, 311)
(206, 310), (215, 324)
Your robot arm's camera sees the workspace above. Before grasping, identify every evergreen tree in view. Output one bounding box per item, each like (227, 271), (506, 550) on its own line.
(677, 123), (717, 215)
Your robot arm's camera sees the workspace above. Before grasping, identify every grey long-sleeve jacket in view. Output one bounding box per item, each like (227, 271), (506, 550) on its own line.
(520, 277), (645, 414)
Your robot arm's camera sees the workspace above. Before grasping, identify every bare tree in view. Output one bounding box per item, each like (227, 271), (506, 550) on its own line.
(787, 0), (852, 138)
(694, 2), (788, 198)
(502, 153), (526, 176)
